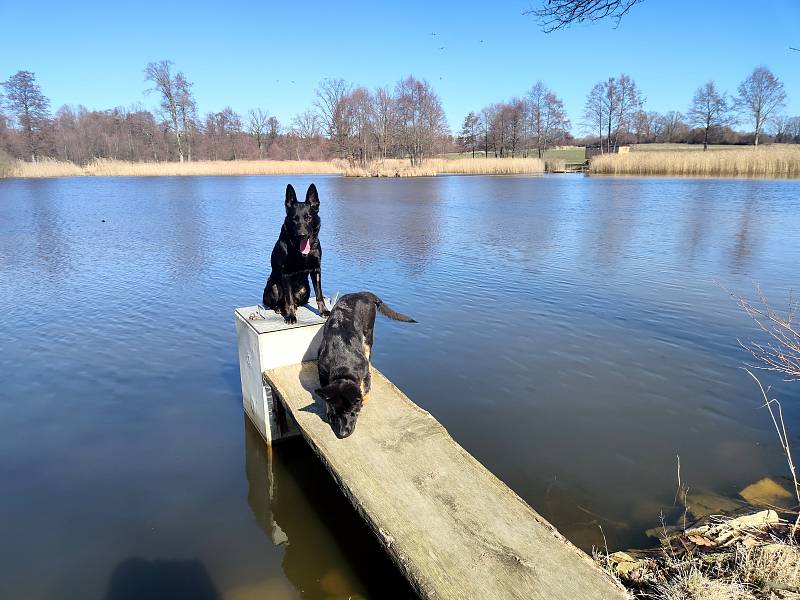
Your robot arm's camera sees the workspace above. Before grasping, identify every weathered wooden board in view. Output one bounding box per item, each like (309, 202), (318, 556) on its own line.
(264, 362), (628, 600)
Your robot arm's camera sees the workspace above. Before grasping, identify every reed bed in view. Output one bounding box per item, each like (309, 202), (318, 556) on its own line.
(5, 158), (342, 178)
(590, 146), (800, 178)
(342, 159), (436, 177)
(343, 157), (545, 177)
(11, 158), (86, 178)
(4, 156), (547, 179)
(544, 158), (567, 172)
(432, 157), (544, 175)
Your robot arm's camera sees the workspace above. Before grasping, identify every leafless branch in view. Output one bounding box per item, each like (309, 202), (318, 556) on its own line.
(730, 284), (800, 381)
(524, 0), (644, 33)
(744, 369), (800, 535)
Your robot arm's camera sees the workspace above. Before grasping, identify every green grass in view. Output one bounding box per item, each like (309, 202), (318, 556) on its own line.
(542, 147), (586, 163)
(442, 146), (586, 163)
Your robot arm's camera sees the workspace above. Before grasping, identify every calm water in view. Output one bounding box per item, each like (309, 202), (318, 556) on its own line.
(2, 174), (800, 599)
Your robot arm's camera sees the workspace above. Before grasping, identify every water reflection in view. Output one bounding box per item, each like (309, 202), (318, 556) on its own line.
(243, 419), (415, 599)
(730, 195), (760, 275)
(326, 177), (443, 275)
(29, 180), (72, 279)
(103, 557), (221, 600)
(582, 179), (640, 267)
(164, 178), (209, 280)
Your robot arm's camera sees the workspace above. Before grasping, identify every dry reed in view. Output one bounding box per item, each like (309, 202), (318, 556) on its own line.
(343, 157), (545, 177)
(342, 159), (436, 177)
(432, 157), (544, 175)
(5, 158), (342, 178)
(589, 146), (800, 178)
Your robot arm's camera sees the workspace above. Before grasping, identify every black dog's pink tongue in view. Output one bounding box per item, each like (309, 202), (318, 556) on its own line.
(300, 238), (311, 255)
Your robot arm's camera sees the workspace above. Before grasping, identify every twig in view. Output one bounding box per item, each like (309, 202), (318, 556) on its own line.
(744, 368), (800, 536)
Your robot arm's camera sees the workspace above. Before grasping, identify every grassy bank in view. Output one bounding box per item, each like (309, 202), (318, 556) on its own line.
(589, 145), (800, 178)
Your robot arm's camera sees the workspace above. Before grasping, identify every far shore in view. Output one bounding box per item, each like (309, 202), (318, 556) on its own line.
(2, 145), (800, 180)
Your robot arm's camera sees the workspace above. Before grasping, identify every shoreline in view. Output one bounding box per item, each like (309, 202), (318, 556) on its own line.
(2, 153), (800, 180)
(602, 476), (800, 599)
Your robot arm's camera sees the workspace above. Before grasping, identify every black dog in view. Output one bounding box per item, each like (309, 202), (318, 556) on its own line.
(263, 183), (330, 324)
(316, 292), (416, 438)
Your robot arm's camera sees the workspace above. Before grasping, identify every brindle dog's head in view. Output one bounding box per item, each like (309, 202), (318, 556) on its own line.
(283, 183), (320, 256)
(315, 380), (363, 438)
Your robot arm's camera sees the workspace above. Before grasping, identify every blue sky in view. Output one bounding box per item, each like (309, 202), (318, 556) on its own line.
(1, 0), (798, 134)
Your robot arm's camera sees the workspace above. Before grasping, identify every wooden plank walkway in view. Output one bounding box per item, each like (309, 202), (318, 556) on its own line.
(264, 362), (628, 600)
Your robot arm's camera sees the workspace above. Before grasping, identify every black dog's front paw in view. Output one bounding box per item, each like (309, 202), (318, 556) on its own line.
(320, 308), (331, 318)
(284, 312), (297, 325)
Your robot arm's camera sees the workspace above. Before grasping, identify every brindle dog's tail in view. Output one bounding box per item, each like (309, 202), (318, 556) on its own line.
(366, 292), (417, 323)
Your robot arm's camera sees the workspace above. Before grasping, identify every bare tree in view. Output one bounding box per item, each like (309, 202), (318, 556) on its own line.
(505, 99), (526, 157)
(582, 82), (606, 151)
(373, 86), (396, 159)
(611, 74), (642, 149)
(144, 60), (186, 162)
(527, 82), (570, 157)
(658, 111), (687, 143)
(2, 70), (51, 161)
(174, 72), (196, 161)
(525, 0), (643, 32)
(266, 116), (280, 144)
(314, 78), (353, 158)
(737, 66), (786, 148)
(248, 108), (270, 158)
(633, 110), (661, 143)
(687, 81), (731, 151)
(394, 76), (448, 166)
(778, 116), (800, 143)
(290, 110), (322, 160)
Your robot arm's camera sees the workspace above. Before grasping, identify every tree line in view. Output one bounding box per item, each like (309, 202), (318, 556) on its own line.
(1, 61), (797, 165)
(0, 61), (449, 165)
(457, 82), (571, 158)
(460, 66), (796, 156)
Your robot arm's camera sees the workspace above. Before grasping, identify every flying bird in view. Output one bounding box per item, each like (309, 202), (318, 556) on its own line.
(439, 46), (445, 50)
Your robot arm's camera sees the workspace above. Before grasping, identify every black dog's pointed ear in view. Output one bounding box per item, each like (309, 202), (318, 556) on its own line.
(305, 184), (320, 213)
(285, 184), (298, 211)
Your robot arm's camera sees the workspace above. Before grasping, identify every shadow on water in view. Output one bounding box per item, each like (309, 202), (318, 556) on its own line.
(243, 418), (416, 599)
(102, 557), (221, 600)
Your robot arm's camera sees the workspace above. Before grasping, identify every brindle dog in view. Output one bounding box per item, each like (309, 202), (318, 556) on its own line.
(316, 292), (416, 438)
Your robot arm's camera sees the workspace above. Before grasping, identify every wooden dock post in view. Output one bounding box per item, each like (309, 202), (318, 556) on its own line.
(234, 303), (327, 444)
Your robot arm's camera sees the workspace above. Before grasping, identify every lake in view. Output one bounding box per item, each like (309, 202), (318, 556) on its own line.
(2, 174), (799, 599)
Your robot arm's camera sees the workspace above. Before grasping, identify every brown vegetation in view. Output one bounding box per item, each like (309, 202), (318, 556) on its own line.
(3, 156), (548, 179)
(603, 510), (800, 600)
(589, 146), (800, 178)
(7, 158), (341, 178)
